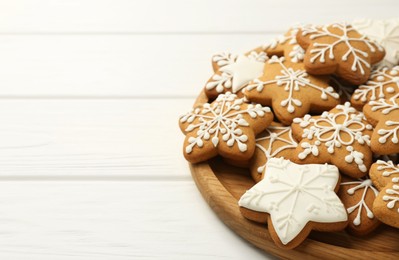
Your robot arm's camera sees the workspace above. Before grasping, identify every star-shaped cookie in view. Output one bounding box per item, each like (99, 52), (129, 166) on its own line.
(204, 52), (267, 99)
(245, 55), (340, 125)
(291, 102), (374, 178)
(363, 95), (399, 155)
(179, 92), (273, 163)
(297, 23), (385, 85)
(239, 158), (347, 249)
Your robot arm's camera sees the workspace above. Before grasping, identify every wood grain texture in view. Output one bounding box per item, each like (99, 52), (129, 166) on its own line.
(0, 99), (191, 178)
(1, 0), (398, 33)
(0, 34), (269, 97)
(0, 181), (271, 259)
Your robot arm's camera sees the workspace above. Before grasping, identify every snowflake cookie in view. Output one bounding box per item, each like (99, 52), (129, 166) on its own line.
(353, 18), (399, 67)
(179, 92), (273, 163)
(204, 51), (268, 99)
(239, 158), (347, 249)
(291, 102), (374, 178)
(297, 23), (385, 85)
(245, 55), (340, 125)
(369, 160), (399, 228)
(249, 122), (298, 183)
(351, 66), (399, 110)
(363, 96), (399, 155)
(338, 176), (380, 235)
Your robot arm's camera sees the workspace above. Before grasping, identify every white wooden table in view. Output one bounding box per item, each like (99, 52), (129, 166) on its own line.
(0, 1), (397, 259)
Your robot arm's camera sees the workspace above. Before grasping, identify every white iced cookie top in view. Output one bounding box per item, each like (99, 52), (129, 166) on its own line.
(238, 158), (347, 245)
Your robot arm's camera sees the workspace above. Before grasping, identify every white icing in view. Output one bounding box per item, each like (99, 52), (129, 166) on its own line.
(180, 92), (271, 154)
(369, 98), (399, 144)
(255, 125), (298, 175)
(353, 18), (399, 66)
(376, 160), (399, 178)
(353, 66), (399, 103)
(206, 52), (267, 94)
(239, 158), (347, 245)
(262, 26), (300, 51)
(383, 185), (399, 212)
(288, 44), (305, 63)
(247, 56), (339, 113)
(293, 102), (372, 172)
(301, 23), (384, 75)
(340, 178), (378, 226)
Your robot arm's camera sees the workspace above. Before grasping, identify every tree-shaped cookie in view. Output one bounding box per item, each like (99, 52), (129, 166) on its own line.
(291, 102), (374, 178)
(338, 177), (380, 235)
(239, 158), (348, 249)
(369, 160), (399, 228)
(249, 122), (298, 183)
(179, 92), (273, 163)
(353, 18), (399, 67)
(245, 55), (340, 125)
(351, 66), (399, 110)
(363, 96), (399, 155)
(204, 51), (268, 99)
(297, 23), (385, 85)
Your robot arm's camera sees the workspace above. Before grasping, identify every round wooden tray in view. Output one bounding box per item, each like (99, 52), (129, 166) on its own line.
(189, 91), (399, 260)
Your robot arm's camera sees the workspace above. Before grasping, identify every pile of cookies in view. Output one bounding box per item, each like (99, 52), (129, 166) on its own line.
(179, 19), (399, 249)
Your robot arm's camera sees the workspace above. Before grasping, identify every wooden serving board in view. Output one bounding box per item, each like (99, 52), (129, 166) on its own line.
(189, 91), (399, 260)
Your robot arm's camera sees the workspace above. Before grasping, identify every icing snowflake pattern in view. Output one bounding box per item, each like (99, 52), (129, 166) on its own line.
(383, 185), (399, 212)
(293, 102), (373, 173)
(302, 23), (384, 75)
(352, 66), (399, 103)
(255, 125), (298, 175)
(206, 52), (267, 94)
(369, 97), (399, 144)
(247, 56), (339, 113)
(341, 178), (378, 226)
(239, 158), (347, 245)
(376, 160), (399, 181)
(180, 92), (271, 154)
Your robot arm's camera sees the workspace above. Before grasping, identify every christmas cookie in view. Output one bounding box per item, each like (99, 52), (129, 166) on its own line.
(179, 92), (273, 163)
(297, 23), (385, 85)
(338, 177), (380, 235)
(204, 51), (268, 99)
(363, 96), (399, 155)
(239, 158), (348, 249)
(245, 55), (340, 125)
(291, 102), (374, 178)
(369, 160), (399, 228)
(249, 122), (298, 183)
(353, 18), (399, 67)
(351, 66), (399, 110)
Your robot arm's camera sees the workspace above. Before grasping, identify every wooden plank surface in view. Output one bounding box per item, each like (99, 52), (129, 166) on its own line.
(0, 34), (269, 97)
(0, 181), (271, 259)
(0, 0), (398, 33)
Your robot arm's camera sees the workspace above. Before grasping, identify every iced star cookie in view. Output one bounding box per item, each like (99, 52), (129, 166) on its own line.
(204, 51), (268, 99)
(239, 158), (348, 249)
(351, 66), (399, 110)
(291, 102), (374, 178)
(249, 122), (298, 183)
(179, 92), (273, 163)
(245, 55), (340, 125)
(297, 23), (385, 85)
(363, 96), (399, 155)
(369, 160), (399, 228)
(353, 18), (399, 67)
(338, 177), (380, 235)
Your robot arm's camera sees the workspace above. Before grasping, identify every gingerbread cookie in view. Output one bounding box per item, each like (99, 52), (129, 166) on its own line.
(353, 18), (399, 67)
(179, 92), (273, 163)
(351, 66), (399, 110)
(245, 55), (340, 125)
(297, 23), (385, 85)
(291, 102), (374, 178)
(339, 177), (380, 235)
(363, 96), (399, 155)
(369, 160), (399, 228)
(239, 158), (348, 249)
(249, 122), (298, 183)
(204, 51), (268, 99)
